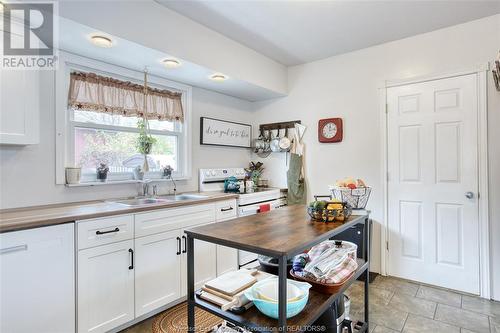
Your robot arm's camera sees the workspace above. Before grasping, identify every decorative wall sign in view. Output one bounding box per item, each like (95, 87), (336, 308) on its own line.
(318, 118), (343, 143)
(200, 117), (252, 148)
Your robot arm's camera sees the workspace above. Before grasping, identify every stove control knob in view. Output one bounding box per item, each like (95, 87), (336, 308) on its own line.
(205, 171), (210, 177)
(211, 170), (216, 176)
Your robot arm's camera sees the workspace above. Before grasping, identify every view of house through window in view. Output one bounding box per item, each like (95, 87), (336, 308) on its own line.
(71, 110), (181, 179)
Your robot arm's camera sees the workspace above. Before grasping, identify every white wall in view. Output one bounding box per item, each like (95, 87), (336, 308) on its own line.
(253, 15), (500, 299)
(58, 0), (287, 96)
(0, 72), (253, 209)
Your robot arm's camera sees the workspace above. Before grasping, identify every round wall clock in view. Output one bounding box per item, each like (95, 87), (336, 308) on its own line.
(318, 118), (343, 143)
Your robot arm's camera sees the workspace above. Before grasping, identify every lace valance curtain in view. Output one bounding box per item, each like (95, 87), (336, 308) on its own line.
(68, 72), (184, 122)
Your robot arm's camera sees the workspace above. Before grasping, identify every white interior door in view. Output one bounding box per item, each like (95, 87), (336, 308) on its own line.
(387, 74), (479, 294)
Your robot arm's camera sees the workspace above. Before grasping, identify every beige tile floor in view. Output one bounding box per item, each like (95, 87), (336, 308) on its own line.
(346, 275), (500, 333)
(122, 275), (500, 333)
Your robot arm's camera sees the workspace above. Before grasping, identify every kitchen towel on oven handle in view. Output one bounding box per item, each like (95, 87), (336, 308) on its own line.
(259, 204), (271, 213)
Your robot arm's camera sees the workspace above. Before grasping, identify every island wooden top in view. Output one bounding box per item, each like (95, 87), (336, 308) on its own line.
(185, 205), (368, 258)
(0, 192), (238, 233)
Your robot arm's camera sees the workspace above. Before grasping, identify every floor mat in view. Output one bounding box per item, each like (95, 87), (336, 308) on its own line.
(151, 302), (223, 333)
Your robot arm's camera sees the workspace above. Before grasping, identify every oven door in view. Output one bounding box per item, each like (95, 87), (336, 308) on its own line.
(237, 199), (281, 267)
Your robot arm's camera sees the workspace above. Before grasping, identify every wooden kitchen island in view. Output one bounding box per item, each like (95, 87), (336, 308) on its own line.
(185, 205), (370, 332)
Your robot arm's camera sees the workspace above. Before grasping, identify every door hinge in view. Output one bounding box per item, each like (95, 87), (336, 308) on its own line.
(386, 172), (390, 182)
(386, 241), (389, 251)
(385, 103), (389, 114)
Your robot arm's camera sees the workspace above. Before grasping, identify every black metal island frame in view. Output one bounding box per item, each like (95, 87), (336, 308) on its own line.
(184, 205), (370, 332)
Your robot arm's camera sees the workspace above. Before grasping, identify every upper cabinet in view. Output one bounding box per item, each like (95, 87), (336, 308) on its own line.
(0, 30), (40, 145)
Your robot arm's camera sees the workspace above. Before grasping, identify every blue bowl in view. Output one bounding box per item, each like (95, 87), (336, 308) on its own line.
(244, 279), (311, 319)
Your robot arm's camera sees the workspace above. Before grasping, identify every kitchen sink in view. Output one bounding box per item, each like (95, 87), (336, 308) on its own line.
(159, 194), (208, 201)
(110, 194), (208, 206)
(111, 198), (171, 206)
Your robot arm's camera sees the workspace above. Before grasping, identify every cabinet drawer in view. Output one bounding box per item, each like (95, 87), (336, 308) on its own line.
(77, 215), (134, 250)
(215, 199), (237, 221)
(135, 203), (215, 238)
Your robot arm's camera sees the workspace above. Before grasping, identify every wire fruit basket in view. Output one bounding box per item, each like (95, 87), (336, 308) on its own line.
(329, 186), (371, 209)
(307, 196), (352, 223)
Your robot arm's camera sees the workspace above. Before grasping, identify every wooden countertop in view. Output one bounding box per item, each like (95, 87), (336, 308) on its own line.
(185, 205), (368, 258)
(0, 192), (238, 233)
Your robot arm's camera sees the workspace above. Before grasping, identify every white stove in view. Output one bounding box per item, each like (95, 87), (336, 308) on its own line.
(199, 168), (285, 267)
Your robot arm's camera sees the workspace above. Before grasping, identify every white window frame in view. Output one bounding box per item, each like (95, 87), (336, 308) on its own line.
(55, 52), (192, 185)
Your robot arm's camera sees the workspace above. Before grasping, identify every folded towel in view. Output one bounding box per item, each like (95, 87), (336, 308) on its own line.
(303, 240), (359, 284)
(305, 248), (348, 278)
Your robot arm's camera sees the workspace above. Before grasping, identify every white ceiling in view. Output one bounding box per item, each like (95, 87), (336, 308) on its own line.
(157, 0), (500, 66)
(58, 17), (285, 102)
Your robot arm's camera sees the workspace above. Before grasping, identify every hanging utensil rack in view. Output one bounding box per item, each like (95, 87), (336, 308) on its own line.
(259, 120), (301, 131)
(254, 120), (301, 159)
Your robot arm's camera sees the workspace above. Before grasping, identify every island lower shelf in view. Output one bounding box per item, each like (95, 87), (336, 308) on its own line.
(193, 259), (369, 332)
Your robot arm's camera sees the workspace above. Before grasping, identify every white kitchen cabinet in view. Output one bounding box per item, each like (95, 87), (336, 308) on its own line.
(135, 230), (182, 317)
(216, 243), (239, 276)
(0, 31), (40, 145)
(78, 240), (135, 333)
(75, 201), (232, 331)
(0, 223), (75, 333)
(180, 227), (218, 296)
(215, 199), (238, 276)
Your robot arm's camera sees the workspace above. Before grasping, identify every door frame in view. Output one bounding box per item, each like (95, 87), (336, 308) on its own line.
(378, 64), (491, 298)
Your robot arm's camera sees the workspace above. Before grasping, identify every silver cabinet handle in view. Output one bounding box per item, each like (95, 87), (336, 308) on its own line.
(465, 192), (474, 199)
(0, 244), (28, 255)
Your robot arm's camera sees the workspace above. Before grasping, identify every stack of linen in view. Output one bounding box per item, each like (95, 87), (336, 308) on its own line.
(292, 240), (358, 284)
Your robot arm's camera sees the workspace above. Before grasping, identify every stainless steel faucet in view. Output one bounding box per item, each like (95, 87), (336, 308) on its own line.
(139, 180), (152, 197)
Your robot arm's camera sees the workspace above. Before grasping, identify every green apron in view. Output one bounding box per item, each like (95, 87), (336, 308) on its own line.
(287, 153), (306, 205)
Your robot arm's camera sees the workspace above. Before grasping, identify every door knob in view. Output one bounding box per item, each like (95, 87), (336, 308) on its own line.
(465, 192), (474, 199)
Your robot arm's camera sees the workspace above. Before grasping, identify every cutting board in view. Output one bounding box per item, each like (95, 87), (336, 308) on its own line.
(205, 270), (257, 296)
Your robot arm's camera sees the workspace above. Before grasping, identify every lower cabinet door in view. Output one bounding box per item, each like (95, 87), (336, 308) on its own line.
(215, 214), (238, 277)
(181, 231), (218, 296)
(78, 240), (135, 333)
(135, 230), (182, 317)
(216, 245), (238, 276)
(0, 223), (75, 333)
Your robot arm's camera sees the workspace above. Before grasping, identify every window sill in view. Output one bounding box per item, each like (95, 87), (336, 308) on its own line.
(65, 180), (142, 187)
(65, 177), (190, 187)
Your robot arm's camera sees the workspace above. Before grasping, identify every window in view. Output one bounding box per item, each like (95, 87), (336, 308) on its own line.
(70, 110), (182, 182)
(56, 52), (192, 184)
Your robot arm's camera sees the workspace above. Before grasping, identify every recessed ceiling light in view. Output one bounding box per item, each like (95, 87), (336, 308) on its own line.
(90, 35), (113, 48)
(210, 73), (228, 82)
(162, 58), (181, 69)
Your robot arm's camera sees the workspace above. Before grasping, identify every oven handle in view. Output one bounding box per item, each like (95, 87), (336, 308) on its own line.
(239, 200), (281, 215)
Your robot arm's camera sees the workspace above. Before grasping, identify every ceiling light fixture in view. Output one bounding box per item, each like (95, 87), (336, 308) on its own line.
(90, 35), (113, 48)
(210, 73), (227, 82)
(162, 58), (181, 69)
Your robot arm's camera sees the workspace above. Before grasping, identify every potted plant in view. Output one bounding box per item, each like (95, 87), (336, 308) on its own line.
(96, 163), (109, 182)
(245, 162), (264, 189)
(136, 119), (156, 172)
